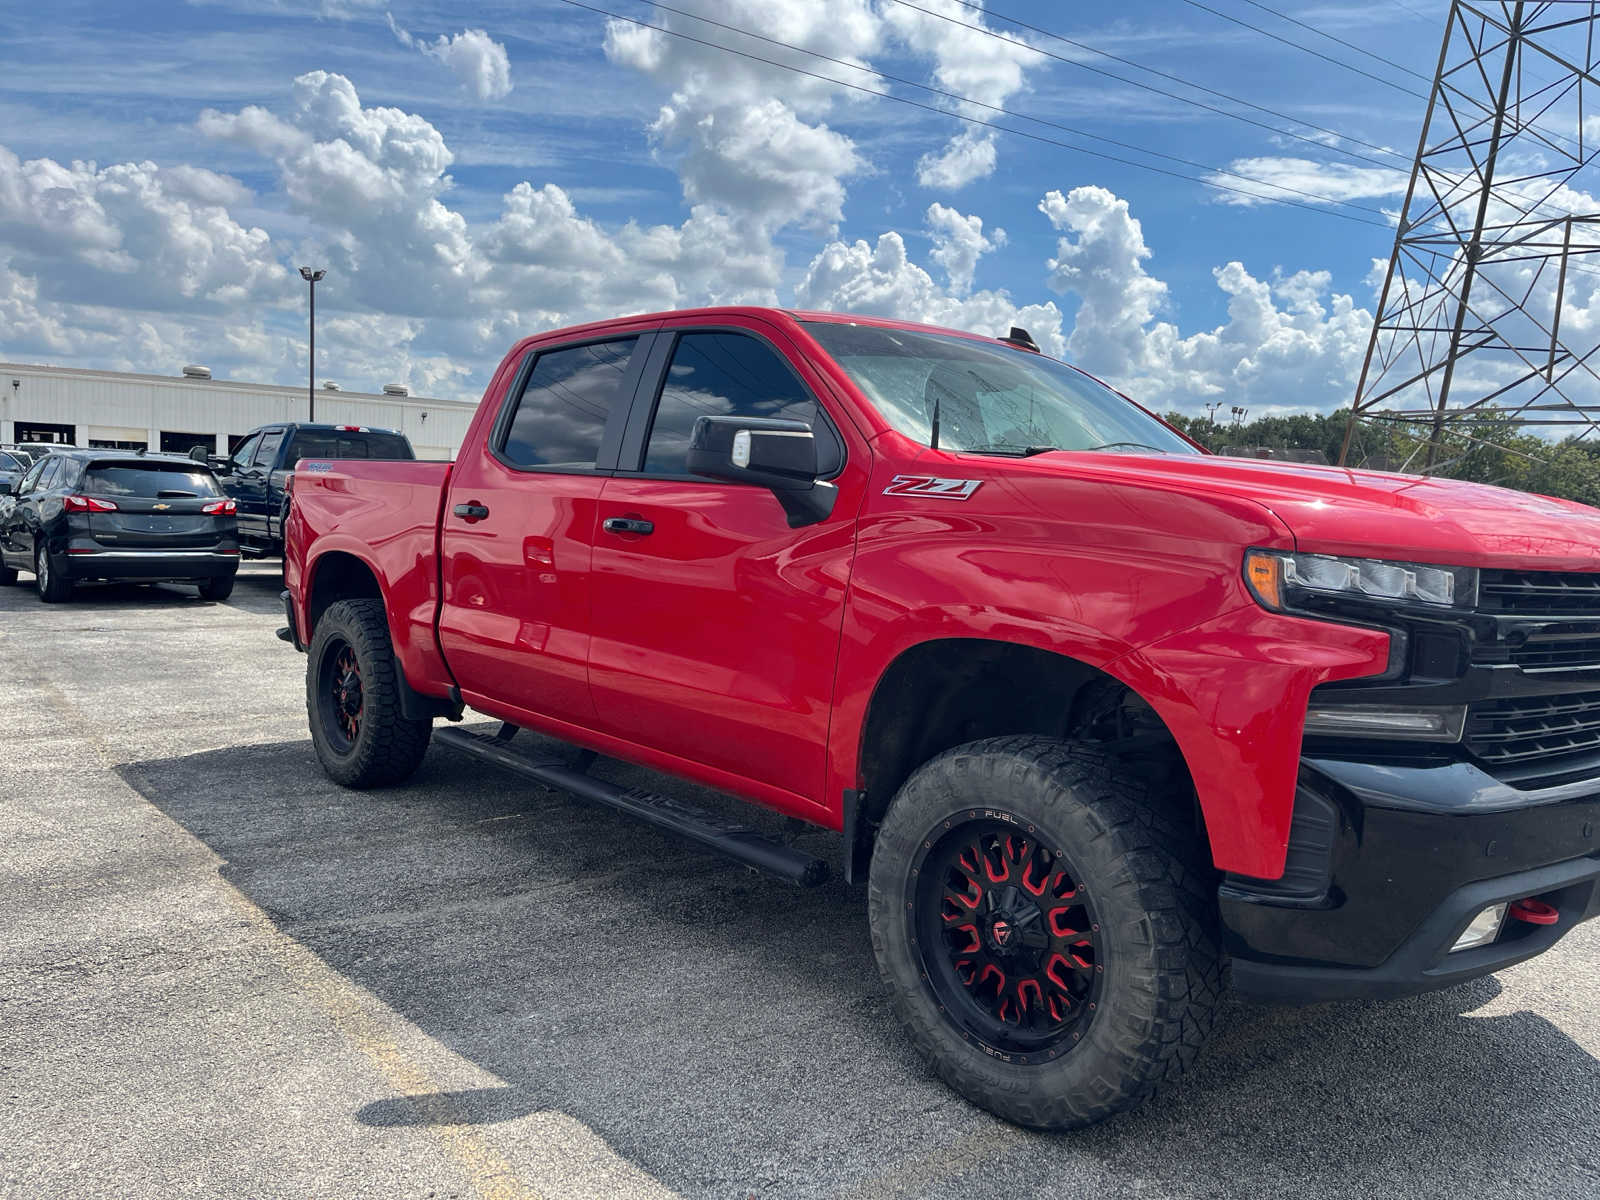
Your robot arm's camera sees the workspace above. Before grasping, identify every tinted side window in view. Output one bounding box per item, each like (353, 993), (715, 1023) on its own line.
(643, 332), (818, 475)
(229, 435), (260, 471)
(37, 459), (64, 491)
(253, 431), (285, 468)
(17, 459), (47, 495)
(499, 338), (639, 470)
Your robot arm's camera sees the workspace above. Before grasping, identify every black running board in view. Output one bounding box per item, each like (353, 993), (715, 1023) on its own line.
(434, 725), (829, 887)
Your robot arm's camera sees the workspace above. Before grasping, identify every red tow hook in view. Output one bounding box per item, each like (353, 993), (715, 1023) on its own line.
(1508, 898), (1560, 926)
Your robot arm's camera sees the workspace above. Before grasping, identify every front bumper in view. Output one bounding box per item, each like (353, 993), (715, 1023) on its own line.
(1225, 756), (1600, 1003)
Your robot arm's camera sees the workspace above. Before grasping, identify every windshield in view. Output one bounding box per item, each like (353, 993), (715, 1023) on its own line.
(83, 463), (224, 498)
(803, 322), (1197, 457)
(0, 451), (22, 471)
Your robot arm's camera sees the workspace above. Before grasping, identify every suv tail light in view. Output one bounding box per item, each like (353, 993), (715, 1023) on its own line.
(337, 425), (368, 432)
(63, 495), (118, 512)
(202, 499), (238, 515)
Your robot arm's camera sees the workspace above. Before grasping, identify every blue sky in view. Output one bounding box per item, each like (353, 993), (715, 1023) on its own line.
(0, 1), (1458, 412)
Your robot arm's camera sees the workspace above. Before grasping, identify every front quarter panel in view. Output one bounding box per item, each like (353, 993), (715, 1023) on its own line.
(829, 438), (1391, 879)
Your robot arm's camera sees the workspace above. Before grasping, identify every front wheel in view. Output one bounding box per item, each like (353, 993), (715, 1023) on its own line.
(35, 545), (72, 603)
(307, 598), (432, 788)
(867, 736), (1222, 1131)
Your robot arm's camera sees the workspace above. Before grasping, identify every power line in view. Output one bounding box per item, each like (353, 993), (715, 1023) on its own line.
(934, 0), (1594, 233)
(641, 0), (1395, 216)
(1182, 0), (1588, 161)
(1235, 0), (1433, 81)
(1177, 0), (1431, 99)
(887, 0), (1413, 174)
(935, 0), (1413, 168)
(553, 0), (1392, 226)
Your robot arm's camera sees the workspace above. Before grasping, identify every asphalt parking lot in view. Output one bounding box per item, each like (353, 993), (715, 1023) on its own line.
(3, 565), (1598, 1200)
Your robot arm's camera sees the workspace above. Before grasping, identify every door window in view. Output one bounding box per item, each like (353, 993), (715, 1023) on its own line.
(228, 435), (260, 473)
(642, 331), (821, 475)
(497, 337), (640, 471)
(252, 430), (285, 469)
(36, 459), (65, 492)
(16, 458), (47, 495)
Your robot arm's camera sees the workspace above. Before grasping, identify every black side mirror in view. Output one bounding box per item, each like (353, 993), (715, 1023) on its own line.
(0, 480), (12, 495)
(188, 446), (209, 465)
(685, 416), (837, 527)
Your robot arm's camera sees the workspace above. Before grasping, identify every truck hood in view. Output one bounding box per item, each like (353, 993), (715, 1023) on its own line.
(1032, 451), (1600, 570)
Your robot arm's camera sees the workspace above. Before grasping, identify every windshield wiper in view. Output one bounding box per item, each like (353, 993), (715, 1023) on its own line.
(967, 444), (1059, 457)
(1084, 441), (1169, 454)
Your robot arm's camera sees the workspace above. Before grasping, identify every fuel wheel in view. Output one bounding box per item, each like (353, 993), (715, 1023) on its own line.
(868, 736), (1222, 1130)
(913, 820), (1102, 1059)
(307, 598), (432, 788)
(35, 544), (72, 603)
(320, 640), (364, 752)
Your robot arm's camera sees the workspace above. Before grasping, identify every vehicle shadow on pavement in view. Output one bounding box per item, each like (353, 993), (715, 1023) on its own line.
(119, 736), (1600, 1200)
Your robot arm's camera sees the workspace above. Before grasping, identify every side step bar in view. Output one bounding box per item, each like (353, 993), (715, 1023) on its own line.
(434, 725), (829, 887)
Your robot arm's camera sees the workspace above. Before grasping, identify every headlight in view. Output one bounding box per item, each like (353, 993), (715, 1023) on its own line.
(1244, 549), (1477, 612)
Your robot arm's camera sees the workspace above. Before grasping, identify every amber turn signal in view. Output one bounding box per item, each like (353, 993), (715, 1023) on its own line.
(1244, 550), (1285, 611)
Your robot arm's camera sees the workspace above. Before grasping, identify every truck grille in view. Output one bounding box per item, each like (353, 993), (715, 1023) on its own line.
(1508, 631), (1600, 672)
(1465, 690), (1600, 764)
(1480, 569), (1600, 615)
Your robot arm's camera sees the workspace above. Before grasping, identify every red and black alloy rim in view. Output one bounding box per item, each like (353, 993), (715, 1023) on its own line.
(909, 814), (1103, 1062)
(318, 637), (364, 752)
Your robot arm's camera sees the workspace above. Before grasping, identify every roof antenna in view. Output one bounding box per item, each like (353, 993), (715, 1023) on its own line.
(1000, 326), (1041, 353)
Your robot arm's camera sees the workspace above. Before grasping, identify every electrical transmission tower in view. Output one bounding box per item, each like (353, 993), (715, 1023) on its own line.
(1339, 1), (1600, 470)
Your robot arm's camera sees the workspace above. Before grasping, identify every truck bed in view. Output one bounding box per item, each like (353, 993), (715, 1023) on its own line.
(286, 458), (455, 697)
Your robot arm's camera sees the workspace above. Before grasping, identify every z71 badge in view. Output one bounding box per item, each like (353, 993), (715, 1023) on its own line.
(883, 474), (982, 500)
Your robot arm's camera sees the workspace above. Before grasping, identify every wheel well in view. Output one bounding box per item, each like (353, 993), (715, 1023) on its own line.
(858, 639), (1209, 854)
(306, 551), (382, 637)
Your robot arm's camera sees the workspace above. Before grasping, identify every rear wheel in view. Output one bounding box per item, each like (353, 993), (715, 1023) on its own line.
(867, 736), (1222, 1130)
(199, 575), (235, 601)
(35, 545), (72, 603)
(307, 598), (432, 788)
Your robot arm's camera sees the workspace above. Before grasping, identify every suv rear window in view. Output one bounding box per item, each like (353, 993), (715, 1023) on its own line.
(83, 463), (224, 497)
(285, 431), (413, 464)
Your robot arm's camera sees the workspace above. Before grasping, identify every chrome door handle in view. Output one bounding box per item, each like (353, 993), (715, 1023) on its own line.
(453, 502), (490, 521)
(602, 517), (653, 535)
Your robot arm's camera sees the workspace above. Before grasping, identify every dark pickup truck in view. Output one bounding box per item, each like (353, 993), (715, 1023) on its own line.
(198, 422), (413, 558)
(281, 306), (1600, 1130)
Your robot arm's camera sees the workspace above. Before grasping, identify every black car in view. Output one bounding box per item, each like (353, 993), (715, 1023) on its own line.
(201, 423), (414, 558)
(0, 451), (240, 602)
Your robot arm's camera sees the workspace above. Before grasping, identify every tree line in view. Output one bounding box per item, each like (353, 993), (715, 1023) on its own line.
(1161, 409), (1600, 508)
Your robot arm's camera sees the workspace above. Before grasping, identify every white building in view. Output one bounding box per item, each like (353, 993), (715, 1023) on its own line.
(0, 361), (476, 460)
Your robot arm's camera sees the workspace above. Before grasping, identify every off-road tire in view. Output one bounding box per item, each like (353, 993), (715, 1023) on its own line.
(35, 544), (72, 603)
(307, 597), (432, 788)
(199, 575), (236, 602)
(867, 735), (1223, 1130)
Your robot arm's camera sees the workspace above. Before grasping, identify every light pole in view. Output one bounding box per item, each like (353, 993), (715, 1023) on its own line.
(299, 267), (326, 422)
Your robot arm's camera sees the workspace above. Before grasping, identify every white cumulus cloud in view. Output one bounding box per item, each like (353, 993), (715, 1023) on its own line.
(387, 14), (512, 102)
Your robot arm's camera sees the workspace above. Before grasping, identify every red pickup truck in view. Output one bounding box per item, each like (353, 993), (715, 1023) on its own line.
(282, 306), (1600, 1130)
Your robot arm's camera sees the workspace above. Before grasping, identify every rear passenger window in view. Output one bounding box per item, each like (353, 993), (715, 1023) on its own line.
(499, 338), (639, 470)
(643, 332), (819, 475)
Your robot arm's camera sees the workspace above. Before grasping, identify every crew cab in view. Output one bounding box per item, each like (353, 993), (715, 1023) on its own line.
(200, 422), (413, 558)
(281, 307), (1600, 1130)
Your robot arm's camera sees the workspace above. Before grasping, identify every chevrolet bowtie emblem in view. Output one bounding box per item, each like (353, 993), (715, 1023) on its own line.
(152, 503), (170, 511)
